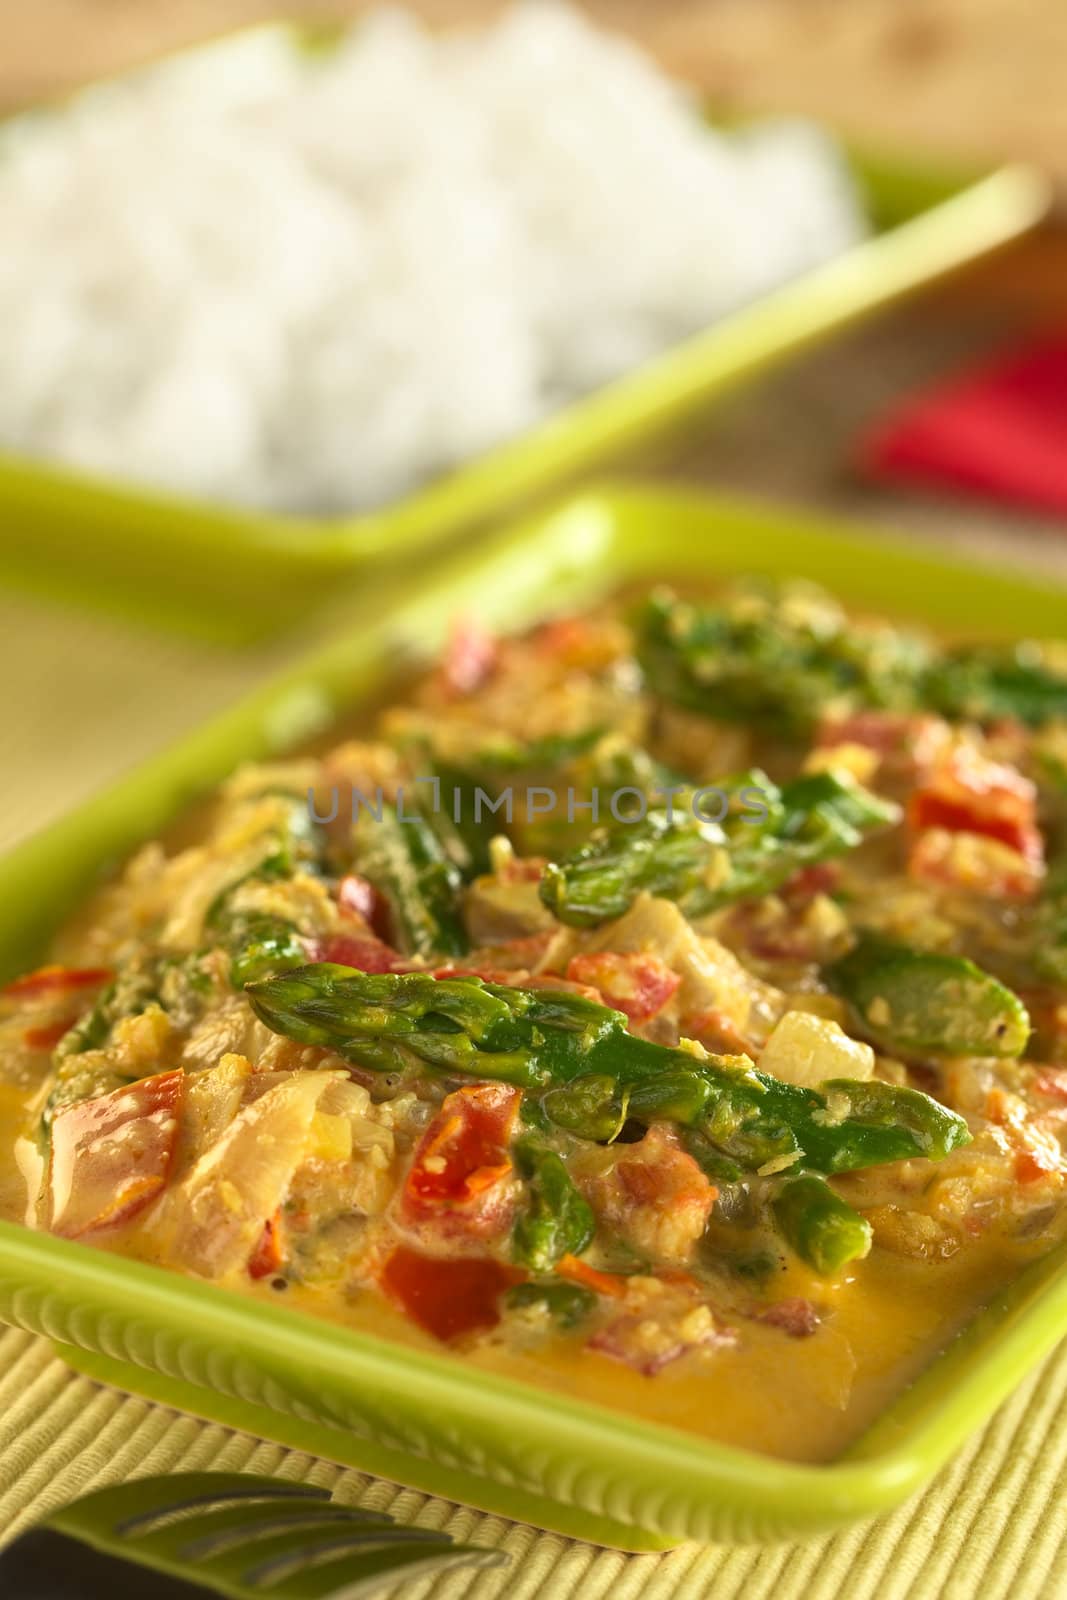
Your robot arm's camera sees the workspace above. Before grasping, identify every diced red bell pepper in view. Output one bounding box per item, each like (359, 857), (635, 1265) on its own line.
(380, 1246), (522, 1341)
(3, 964), (112, 999)
(401, 1082), (521, 1240)
(248, 1212), (286, 1280)
(49, 1068), (184, 1239)
(565, 952), (680, 1024)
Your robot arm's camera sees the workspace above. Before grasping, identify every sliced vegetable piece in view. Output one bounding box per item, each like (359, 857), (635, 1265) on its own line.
(150, 1070), (335, 1278)
(772, 1172), (873, 1274)
(49, 1068), (184, 1239)
(758, 1010), (874, 1088)
(826, 933), (1031, 1058)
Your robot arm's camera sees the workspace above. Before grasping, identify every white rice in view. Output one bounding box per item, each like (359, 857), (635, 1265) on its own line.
(0, 2), (867, 515)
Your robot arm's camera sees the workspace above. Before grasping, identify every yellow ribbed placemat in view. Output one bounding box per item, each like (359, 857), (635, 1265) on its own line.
(2, 1323), (1067, 1598)
(2, 566), (1067, 1597)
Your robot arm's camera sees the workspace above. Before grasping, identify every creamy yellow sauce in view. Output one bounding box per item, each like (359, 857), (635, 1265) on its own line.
(0, 1075), (1036, 1464)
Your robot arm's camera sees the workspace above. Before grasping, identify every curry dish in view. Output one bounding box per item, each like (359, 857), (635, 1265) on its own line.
(4, 580), (1067, 1464)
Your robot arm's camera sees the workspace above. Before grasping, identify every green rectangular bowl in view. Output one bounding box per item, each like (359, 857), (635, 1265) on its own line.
(0, 26), (1050, 642)
(2, 483), (1067, 1549)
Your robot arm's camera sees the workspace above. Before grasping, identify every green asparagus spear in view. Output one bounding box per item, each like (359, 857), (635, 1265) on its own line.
(635, 586), (930, 735)
(512, 1138), (595, 1271)
(772, 1172), (873, 1275)
(826, 933), (1031, 1058)
(227, 917), (308, 988)
(202, 794), (326, 987)
(637, 585), (1067, 733)
(43, 953), (216, 1130)
(503, 1281), (597, 1328)
(351, 801), (467, 960)
(923, 643), (1067, 728)
(246, 965), (971, 1175)
(540, 769), (898, 928)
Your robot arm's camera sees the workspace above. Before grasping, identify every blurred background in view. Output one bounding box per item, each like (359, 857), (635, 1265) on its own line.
(6, 0), (1067, 175)
(1, 0), (1066, 851)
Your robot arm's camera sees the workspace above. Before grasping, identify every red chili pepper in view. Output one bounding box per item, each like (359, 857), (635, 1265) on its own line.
(379, 1247), (522, 1341)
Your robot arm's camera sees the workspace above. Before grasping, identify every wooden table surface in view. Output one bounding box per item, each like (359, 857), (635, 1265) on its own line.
(4, 0), (1067, 177)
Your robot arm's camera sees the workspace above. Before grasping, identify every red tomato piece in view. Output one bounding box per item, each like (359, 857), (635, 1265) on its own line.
(565, 952), (680, 1024)
(380, 1247), (522, 1341)
(337, 873), (391, 941)
(441, 616), (498, 697)
(430, 965), (519, 984)
(248, 1212), (286, 1280)
(49, 1069), (184, 1239)
(817, 711), (949, 768)
(1015, 1145), (1060, 1185)
(908, 828), (1042, 901)
(679, 1007), (757, 1056)
(402, 1083), (521, 1239)
(310, 934), (405, 974)
(3, 964), (112, 999)
(23, 1017), (77, 1051)
(783, 862), (841, 901)
(908, 745), (1042, 864)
